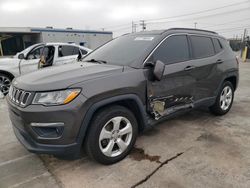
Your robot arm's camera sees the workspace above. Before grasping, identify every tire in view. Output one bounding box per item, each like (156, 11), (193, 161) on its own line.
(210, 81), (234, 116)
(85, 105), (138, 165)
(0, 73), (12, 96)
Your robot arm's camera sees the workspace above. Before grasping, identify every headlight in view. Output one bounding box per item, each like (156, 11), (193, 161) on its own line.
(32, 89), (81, 106)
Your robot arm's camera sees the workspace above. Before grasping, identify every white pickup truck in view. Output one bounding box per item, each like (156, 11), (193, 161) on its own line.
(0, 43), (92, 95)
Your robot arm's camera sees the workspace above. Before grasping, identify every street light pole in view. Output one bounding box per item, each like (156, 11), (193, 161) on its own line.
(194, 22), (197, 29)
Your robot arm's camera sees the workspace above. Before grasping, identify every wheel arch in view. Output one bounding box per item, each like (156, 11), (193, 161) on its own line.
(77, 94), (148, 146)
(0, 70), (15, 80)
(225, 76), (237, 91)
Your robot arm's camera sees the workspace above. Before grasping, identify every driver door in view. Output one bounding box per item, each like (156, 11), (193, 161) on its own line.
(146, 35), (197, 119)
(20, 46), (44, 74)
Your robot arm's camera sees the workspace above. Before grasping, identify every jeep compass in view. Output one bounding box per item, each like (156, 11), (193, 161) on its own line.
(7, 28), (239, 164)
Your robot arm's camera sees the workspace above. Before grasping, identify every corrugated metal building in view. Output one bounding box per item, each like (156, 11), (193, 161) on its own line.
(0, 27), (113, 56)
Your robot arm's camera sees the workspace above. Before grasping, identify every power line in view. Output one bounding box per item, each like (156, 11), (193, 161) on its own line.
(102, 1), (249, 31)
(112, 26), (131, 32)
(144, 0), (250, 22)
(202, 18), (250, 29)
(215, 25), (250, 32)
(102, 23), (132, 30)
(145, 6), (250, 25)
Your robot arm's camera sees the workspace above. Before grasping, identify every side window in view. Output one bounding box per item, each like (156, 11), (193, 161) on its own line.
(80, 49), (87, 55)
(58, 45), (75, 57)
(190, 36), (215, 59)
(27, 47), (43, 60)
(212, 38), (223, 54)
(151, 35), (190, 65)
(72, 47), (80, 55)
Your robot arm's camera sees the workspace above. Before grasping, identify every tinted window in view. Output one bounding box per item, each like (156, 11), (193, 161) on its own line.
(72, 47), (79, 55)
(80, 49), (87, 55)
(151, 35), (189, 64)
(58, 45), (75, 57)
(213, 38), (223, 53)
(190, 36), (215, 58)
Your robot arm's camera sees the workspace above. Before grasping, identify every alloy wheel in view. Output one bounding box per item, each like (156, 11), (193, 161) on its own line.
(220, 86), (233, 111)
(0, 75), (11, 95)
(99, 116), (133, 157)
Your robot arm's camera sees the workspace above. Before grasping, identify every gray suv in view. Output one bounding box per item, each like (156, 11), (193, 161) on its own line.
(7, 28), (239, 164)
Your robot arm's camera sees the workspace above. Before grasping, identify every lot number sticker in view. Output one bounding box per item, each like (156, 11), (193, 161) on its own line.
(134, 37), (154, 41)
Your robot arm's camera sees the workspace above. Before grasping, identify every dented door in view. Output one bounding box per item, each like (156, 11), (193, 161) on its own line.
(146, 34), (196, 120)
(148, 61), (197, 120)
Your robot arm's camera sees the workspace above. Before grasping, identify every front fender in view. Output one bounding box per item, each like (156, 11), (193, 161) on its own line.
(76, 94), (148, 145)
(0, 67), (19, 78)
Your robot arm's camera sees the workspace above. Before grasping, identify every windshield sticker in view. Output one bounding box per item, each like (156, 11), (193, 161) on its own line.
(134, 37), (154, 41)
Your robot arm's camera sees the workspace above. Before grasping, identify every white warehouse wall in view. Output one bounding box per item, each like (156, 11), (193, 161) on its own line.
(40, 31), (112, 49)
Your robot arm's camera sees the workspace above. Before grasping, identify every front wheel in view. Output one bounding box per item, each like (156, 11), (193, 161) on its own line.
(210, 81), (234, 115)
(0, 73), (12, 96)
(85, 105), (138, 164)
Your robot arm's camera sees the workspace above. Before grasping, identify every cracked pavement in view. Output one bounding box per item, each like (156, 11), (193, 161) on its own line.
(1, 62), (250, 188)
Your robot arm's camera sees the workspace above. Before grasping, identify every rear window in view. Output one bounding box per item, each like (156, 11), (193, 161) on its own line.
(58, 45), (75, 57)
(213, 38), (223, 53)
(190, 36), (215, 59)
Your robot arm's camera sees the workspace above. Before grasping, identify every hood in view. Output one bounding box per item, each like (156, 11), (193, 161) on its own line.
(0, 57), (19, 65)
(13, 62), (124, 91)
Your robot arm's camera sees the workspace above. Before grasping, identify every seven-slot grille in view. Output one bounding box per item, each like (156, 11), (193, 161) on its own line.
(8, 86), (31, 107)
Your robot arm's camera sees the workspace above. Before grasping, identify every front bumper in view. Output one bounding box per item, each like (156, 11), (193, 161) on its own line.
(7, 94), (88, 157)
(13, 126), (79, 156)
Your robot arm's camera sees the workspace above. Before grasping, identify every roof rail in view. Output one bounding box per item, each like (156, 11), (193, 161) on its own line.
(168, 28), (218, 34)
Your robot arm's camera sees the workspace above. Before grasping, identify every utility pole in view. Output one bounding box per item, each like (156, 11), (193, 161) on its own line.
(132, 21), (137, 33)
(140, 20), (146, 31)
(242, 28), (247, 42)
(0, 40), (3, 57)
(241, 28), (247, 56)
(194, 22), (197, 29)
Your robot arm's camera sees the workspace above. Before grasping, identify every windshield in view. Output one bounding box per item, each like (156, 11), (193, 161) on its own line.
(14, 44), (43, 58)
(83, 35), (157, 66)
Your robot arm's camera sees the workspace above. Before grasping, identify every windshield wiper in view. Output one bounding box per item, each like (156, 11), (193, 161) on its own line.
(85, 59), (107, 64)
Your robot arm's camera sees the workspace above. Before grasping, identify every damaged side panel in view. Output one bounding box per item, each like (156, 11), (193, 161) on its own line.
(149, 95), (194, 120)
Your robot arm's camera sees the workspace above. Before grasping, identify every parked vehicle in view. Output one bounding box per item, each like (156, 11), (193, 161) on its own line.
(0, 43), (91, 95)
(7, 28), (239, 164)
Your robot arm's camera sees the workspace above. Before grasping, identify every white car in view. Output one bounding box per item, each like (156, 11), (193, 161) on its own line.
(0, 43), (92, 95)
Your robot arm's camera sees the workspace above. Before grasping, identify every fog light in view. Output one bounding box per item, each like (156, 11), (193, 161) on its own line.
(30, 122), (64, 138)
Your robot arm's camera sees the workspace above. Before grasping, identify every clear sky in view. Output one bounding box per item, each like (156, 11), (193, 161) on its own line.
(0, 0), (249, 38)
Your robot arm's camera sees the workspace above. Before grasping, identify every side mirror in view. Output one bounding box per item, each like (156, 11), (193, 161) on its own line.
(18, 53), (25, 60)
(153, 60), (165, 81)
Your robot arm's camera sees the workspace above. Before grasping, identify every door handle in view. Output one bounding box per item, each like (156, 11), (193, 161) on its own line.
(184, 65), (196, 71)
(216, 59), (224, 64)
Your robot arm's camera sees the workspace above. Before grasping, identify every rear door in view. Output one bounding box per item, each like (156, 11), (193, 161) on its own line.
(188, 35), (223, 101)
(53, 45), (78, 66)
(146, 34), (197, 119)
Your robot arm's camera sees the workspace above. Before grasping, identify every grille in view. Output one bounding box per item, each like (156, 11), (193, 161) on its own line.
(8, 86), (31, 107)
